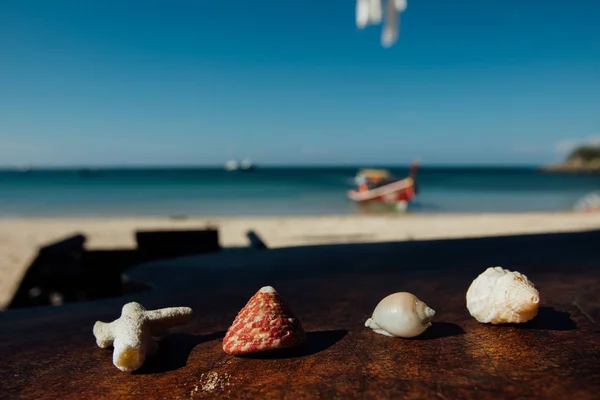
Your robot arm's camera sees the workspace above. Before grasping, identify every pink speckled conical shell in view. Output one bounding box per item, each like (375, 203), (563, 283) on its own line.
(466, 266), (540, 324)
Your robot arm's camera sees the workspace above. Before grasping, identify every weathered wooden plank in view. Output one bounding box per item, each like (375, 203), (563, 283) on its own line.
(1, 230), (599, 399)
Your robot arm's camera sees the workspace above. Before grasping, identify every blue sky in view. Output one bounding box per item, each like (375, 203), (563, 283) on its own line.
(1, 0), (599, 167)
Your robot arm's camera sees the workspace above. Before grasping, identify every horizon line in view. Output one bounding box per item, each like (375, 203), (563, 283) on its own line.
(0, 163), (545, 170)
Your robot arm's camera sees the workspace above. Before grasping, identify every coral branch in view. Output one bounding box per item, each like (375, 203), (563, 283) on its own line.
(93, 302), (193, 372)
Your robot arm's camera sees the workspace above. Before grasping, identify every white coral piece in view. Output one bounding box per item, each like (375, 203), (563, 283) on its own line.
(93, 302), (193, 372)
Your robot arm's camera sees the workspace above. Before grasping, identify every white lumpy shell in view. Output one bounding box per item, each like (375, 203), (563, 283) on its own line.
(466, 266), (540, 324)
(365, 292), (435, 338)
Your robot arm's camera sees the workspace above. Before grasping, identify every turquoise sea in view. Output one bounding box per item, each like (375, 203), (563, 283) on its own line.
(0, 167), (598, 217)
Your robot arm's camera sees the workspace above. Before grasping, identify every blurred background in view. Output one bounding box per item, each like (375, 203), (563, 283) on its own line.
(1, 0), (599, 308)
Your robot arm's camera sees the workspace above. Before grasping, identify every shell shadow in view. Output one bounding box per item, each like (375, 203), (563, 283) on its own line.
(134, 331), (226, 374)
(516, 307), (577, 331)
(411, 322), (465, 340)
(240, 329), (348, 360)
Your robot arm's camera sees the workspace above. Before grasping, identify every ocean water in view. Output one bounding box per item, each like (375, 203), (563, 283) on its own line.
(0, 167), (598, 217)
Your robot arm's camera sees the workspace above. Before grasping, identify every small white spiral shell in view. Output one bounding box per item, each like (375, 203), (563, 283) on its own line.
(365, 292), (435, 338)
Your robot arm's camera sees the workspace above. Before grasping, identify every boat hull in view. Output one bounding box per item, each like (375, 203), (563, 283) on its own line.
(347, 177), (415, 207)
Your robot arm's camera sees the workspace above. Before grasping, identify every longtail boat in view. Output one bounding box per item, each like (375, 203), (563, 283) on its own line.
(347, 163), (419, 212)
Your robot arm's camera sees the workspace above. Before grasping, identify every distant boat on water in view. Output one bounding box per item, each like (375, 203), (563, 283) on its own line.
(573, 191), (600, 212)
(224, 160), (239, 171)
(240, 158), (256, 171)
(17, 164), (32, 173)
(347, 162), (419, 212)
(224, 158), (256, 171)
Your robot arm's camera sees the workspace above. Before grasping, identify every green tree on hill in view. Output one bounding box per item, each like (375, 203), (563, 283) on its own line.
(567, 145), (600, 166)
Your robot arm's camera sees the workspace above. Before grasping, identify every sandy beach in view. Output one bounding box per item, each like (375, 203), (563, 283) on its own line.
(2, 212), (600, 308)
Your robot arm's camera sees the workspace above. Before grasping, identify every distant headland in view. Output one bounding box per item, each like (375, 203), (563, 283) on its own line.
(541, 145), (600, 173)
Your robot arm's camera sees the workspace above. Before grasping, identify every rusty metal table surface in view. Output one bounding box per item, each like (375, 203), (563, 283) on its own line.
(1, 230), (600, 399)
